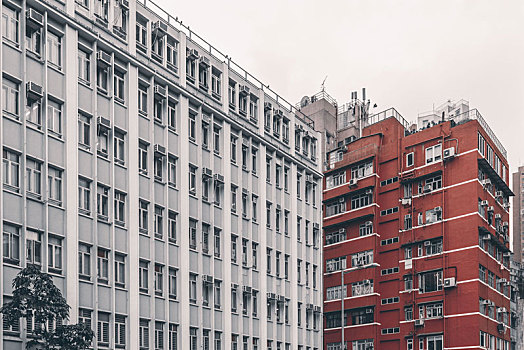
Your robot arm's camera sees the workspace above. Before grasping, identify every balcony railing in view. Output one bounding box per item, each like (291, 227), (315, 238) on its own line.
(451, 109), (507, 159)
(367, 107), (410, 130)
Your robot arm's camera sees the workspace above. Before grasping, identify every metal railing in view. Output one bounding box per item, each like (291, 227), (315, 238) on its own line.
(137, 0), (315, 128)
(295, 90), (338, 110)
(367, 107), (410, 130)
(451, 109), (507, 159)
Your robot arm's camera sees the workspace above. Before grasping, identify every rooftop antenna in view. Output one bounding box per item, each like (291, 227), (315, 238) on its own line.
(321, 76), (328, 92)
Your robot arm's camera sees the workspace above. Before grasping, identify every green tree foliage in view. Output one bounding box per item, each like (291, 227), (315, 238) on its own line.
(0, 265), (94, 349)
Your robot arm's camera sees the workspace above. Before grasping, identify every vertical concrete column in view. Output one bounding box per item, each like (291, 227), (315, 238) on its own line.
(259, 145), (268, 346)
(64, 24), (79, 322)
(127, 64), (140, 350)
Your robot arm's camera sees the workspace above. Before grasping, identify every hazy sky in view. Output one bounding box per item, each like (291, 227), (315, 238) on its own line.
(154, 0), (524, 173)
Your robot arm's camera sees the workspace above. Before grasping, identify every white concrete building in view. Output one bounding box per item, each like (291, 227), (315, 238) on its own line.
(0, 0), (323, 349)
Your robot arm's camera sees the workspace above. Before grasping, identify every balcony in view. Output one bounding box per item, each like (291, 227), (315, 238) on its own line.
(324, 203), (376, 228)
(327, 144), (378, 172)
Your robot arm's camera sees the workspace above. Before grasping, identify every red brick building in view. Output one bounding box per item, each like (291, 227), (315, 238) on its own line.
(322, 109), (513, 350)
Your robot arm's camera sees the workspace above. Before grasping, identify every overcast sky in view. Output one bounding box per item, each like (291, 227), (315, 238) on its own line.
(154, 0), (524, 173)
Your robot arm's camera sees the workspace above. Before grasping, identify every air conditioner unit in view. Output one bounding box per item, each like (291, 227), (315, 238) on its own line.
(443, 147), (455, 160)
(487, 206), (494, 212)
(97, 116), (111, 130)
(503, 221), (509, 227)
(434, 206), (442, 213)
(307, 303), (314, 310)
(338, 228), (346, 234)
(203, 275), (214, 284)
(326, 263), (335, 272)
(495, 191), (503, 198)
(500, 278), (508, 284)
(187, 48), (199, 59)
(242, 286), (252, 294)
(365, 221), (373, 227)
(495, 214), (502, 220)
(481, 300), (490, 305)
(341, 145), (348, 153)
(314, 306), (321, 313)
(482, 179), (492, 186)
(423, 184), (432, 193)
(365, 189), (373, 195)
(424, 241), (431, 246)
(503, 252), (511, 258)
(414, 319), (424, 327)
(26, 9), (43, 32)
(154, 85), (167, 99)
(264, 102), (272, 110)
(239, 85), (250, 95)
(199, 56), (210, 67)
(154, 144), (166, 156)
(503, 203), (510, 211)
(482, 234), (491, 241)
(349, 178), (358, 187)
(267, 292), (277, 300)
(313, 223), (319, 229)
(443, 277), (456, 288)
(26, 82), (43, 101)
(214, 174), (224, 183)
(202, 167), (213, 178)
(338, 197), (345, 203)
(119, 0), (129, 10)
(305, 174), (312, 183)
(274, 109), (283, 117)
(276, 204), (281, 211)
(231, 283), (239, 289)
(278, 295), (285, 302)
(152, 20), (168, 37)
(97, 51), (112, 68)
(481, 200), (489, 207)
(401, 198), (412, 206)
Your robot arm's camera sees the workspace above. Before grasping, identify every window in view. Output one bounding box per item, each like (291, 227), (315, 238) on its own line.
(266, 202), (272, 228)
(202, 224), (210, 254)
(168, 324), (178, 350)
(76, 49), (91, 84)
(168, 211), (177, 243)
(3, 224), (20, 264)
(114, 253), (125, 287)
(202, 121), (210, 149)
(351, 192), (372, 209)
(213, 125), (221, 154)
(189, 219), (197, 249)
(284, 254), (289, 279)
(25, 96), (41, 128)
(47, 99), (62, 136)
(25, 229), (41, 266)
(47, 31), (61, 68)
(213, 181), (222, 207)
(325, 200), (345, 217)
(425, 144), (442, 164)
(154, 206), (164, 239)
(419, 270), (443, 293)
(78, 114), (91, 149)
(419, 302), (443, 319)
(78, 308), (92, 329)
(154, 97), (163, 124)
(189, 165), (197, 196)
(242, 239), (248, 266)
(352, 279), (373, 297)
(139, 142), (148, 175)
(167, 156), (177, 187)
(252, 242), (258, 269)
(351, 250), (373, 267)
(199, 62), (209, 90)
(326, 285), (347, 301)
(48, 167), (62, 204)
(25, 14), (42, 55)
(154, 322), (164, 350)
(139, 319), (149, 349)
(189, 110), (197, 141)
(2, 78), (19, 117)
(114, 191), (126, 225)
(97, 312), (110, 346)
(25, 158), (41, 196)
(2, 6), (19, 45)
(252, 195), (258, 222)
(351, 161), (373, 179)
(113, 69), (125, 102)
(380, 206), (399, 216)
(97, 185), (109, 219)
(138, 83), (148, 115)
(96, 248), (109, 283)
(115, 315), (126, 348)
(406, 152), (414, 167)
(251, 147), (258, 174)
(266, 157), (272, 183)
(381, 267), (399, 276)
(249, 97), (258, 122)
(326, 256), (346, 272)
(186, 55), (196, 83)
(214, 227), (222, 258)
(266, 248), (272, 274)
(214, 280), (221, 309)
(189, 274), (197, 303)
(326, 171), (346, 189)
(139, 261), (149, 292)
(211, 68), (221, 98)
(78, 178), (91, 213)
(424, 238), (443, 256)
(47, 236), (62, 271)
(113, 130), (125, 165)
(154, 264), (164, 296)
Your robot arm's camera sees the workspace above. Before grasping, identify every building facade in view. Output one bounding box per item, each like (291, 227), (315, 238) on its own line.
(0, 0), (323, 349)
(512, 166), (524, 263)
(322, 109), (513, 349)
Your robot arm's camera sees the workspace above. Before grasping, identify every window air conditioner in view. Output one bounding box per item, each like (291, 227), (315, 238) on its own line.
(424, 241), (431, 246)
(495, 191), (503, 198)
(481, 179), (492, 186)
(239, 85), (250, 95)
(202, 168), (213, 178)
(97, 51), (112, 68)
(242, 286), (252, 294)
(365, 221), (373, 227)
(423, 184), (432, 193)
(434, 206), (442, 212)
(401, 198), (411, 206)
(349, 178), (358, 187)
(199, 56), (210, 67)
(365, 189), (373, 195)
(119, 0), (129, 10)
(481, 200), (489, 206)
(494, 214), (502, 220)
(203, 275), (214, 284)
(26, 82), (43, 101)
(154, 85), (167, 99)
(214, 174), (224, 183)
(338, 197), (345, 203)
(187, 48), (199, 59)
(154, 144), (166, 156)
(487, 206), (494, 212)
(415, 319), (424, 327)
(26, 9), (43, 32)
(152, 20), (168, 37)
(264, 102), (272, 110)
(482, 234), (491, 241)
(97, 116), (111, 130)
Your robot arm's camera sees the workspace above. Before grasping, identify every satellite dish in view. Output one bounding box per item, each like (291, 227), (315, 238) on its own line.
(300, 96), (310, 108)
